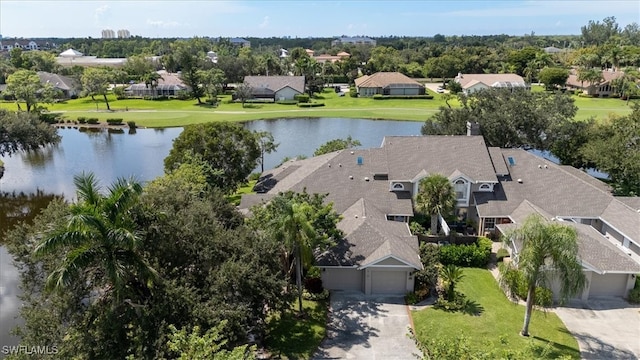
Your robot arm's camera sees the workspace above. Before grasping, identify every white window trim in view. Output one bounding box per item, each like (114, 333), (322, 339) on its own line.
(390, 182), (404, 191)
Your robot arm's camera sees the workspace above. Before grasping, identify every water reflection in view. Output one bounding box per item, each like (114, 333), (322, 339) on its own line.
(0, 190), (59, 242)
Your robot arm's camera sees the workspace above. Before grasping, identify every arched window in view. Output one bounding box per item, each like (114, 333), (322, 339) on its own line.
(392, 183), (404, 191)
(479, 183), (492, 191)
(454, 179), (468, 200)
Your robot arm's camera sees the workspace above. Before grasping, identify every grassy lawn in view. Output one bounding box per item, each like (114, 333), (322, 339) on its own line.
(412, 268), (580, 359)
(227, 180), (257, 206)
(265, 299), (328, 360)
(1, 87), (633, 127)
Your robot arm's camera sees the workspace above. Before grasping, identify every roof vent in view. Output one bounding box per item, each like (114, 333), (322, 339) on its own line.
(328, 164), (331, 168)
(350, 151), (355, 155)
(357, 156), (363, 165)
(517, 178), (523, 183)
(339, 163), (342, 167)
(544, 164), (548, 169)
(349, 175), (353, 180)
(364, 177), (370, 181)
(538, 165), (542, 169)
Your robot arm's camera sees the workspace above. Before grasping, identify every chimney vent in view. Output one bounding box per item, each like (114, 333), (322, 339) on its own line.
(466, 122), (481, 136)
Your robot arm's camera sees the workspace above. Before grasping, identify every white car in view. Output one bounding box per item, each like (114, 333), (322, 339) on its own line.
(436, 87), (445, 93)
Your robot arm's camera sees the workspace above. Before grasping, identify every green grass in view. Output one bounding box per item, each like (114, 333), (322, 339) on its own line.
(1, 87), (633, 127)
(265, 299), (328, 360)
(227, 180), (257, 206)
(412, 268), (580, 359)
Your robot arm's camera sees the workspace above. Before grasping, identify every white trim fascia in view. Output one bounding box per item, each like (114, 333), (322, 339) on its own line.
(601, 270), (639, 275)
(358, 255), (417, 269)
(581, 261), (603, 275)
(317, 265), (359, 268)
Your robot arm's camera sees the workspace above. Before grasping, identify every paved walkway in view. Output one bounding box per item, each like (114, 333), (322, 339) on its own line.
(313, 291), (420, 360)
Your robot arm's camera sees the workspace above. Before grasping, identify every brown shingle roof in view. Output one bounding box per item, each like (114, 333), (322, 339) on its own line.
(354, 72), (422, 89)
(244, 76), (305, 94)
(455, 73), (525, 89)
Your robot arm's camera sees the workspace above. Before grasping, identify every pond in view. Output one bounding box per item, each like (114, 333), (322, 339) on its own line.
(0, 117), (423, 349)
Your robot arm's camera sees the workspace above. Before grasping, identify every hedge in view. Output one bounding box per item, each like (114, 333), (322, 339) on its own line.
(87, 118), (99, 124)
(294, 94), (310, 103)
(439, 237), (492, 268)
(297, 102), (325, 108)
(106, 118), (124, 125)
(276, 100), (298, 105)
(372, 94), (434, 100)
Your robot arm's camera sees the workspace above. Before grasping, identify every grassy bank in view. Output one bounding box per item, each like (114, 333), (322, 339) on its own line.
(1, 88), (633, 128)
(412, 268), (580, 359)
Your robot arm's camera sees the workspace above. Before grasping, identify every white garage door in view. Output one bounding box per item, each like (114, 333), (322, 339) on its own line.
(589, 273), (629, 298)
(322, 268), (362, 292)
(371, 271), (407, 294)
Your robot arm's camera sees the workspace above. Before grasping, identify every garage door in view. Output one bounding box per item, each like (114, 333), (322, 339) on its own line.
(322, 268), (362, 292)
(371, 271), (407, 294)
(589, 273), (629, 298)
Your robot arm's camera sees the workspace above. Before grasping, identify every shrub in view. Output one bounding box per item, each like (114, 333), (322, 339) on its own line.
(39, 113), (62, 124)
(293, 94), (310, 103)
(372, 94), (434, 100)
(77, 117), (87, 124)
(409, 220), (426, 235)
(297, 102), (325, 108)
(349, 87), (358, 97)
(499, 263), (553, 307)
(276, 100), (298, 105)
(248, 172), (261, 181)
(629, 288), (640, 304)
(304, 277), (324, 294)
(302, 289), (329, 301)
(106, 118), (124, 125)
(439, 237), (492, 268)
(87, 118), (99, 124)
(496, 248), (510, 262)
(405, 292), (420, 305)
(127, 121), (136, 129)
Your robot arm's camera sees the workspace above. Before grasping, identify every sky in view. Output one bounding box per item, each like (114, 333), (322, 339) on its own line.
(1, 0), (639, 39)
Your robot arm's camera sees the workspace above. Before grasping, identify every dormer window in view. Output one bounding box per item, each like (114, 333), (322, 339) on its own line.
(479, 183), (493, 192)
(390, 182), (404, 191)
(454, 179), (468, 200)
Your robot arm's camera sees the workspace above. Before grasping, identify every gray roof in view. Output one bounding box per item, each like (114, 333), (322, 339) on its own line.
(244, 76), (305, 95)
(382, 136), (498, 182)
(617, 197), (640, 211)
(37, 71), (78, 91)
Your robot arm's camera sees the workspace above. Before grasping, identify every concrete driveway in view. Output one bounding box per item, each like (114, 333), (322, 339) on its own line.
(554, 298), (640, 359)
(313, 291), (420, 360)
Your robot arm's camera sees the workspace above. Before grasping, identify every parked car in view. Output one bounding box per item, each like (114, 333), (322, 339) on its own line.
(436, 87), (445, 93)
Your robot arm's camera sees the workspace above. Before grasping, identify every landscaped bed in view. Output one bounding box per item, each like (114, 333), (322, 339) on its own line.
(412, 268), (580, 359)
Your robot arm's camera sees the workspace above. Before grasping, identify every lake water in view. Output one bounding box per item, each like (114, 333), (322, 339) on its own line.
(0, 118), (423, 349)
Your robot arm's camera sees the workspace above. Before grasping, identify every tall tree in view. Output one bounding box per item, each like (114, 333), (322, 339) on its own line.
(581, 105), (640, 196)
(254, 130), (279, 173)
(34, 172), (158, 302)
(313, 136), (361, 156)
(537, 67), (569, 90)
(198, 67), (226, 104)
(248, 191), (339, 314)
(6, 69), (55, 112)
(234, 82), (253, 107)
(501, 214), (586, 337)
(171, 39), (208, 104)
(0, 110), (60, 156)
(164, 122), (260, 193)
(81, 67), (113, 110)
(415, 174), (456, 235)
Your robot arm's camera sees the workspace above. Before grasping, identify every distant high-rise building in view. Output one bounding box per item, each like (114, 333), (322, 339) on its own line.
(102, 29), (115, 39)
(117, 29), (131, 38)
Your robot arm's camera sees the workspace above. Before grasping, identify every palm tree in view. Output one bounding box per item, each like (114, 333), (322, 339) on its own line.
(271, 199), (318, 314)
(502, 214), (586, 337)
(577, 67), (604, 95)
(415, 174), (456, 235)
(440, 264), (464, 301)
(34, 172), (158, 302)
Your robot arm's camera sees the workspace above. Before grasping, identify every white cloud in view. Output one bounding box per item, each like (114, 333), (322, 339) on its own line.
(94, 4), (110, 23)
(259, 16), (270, 29)
(146, 19), (181, 28)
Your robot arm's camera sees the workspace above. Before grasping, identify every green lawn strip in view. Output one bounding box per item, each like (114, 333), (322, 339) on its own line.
(227, 180), (257, 206)
(412, 268), (580, 359)
(1, 88), (634, 127)
(265, 299), (328, 360)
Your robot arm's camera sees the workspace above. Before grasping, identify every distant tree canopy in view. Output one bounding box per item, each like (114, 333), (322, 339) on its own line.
(6, 69), (56, 112)
(313, 136), (362, 156)
(422, 89), (577, 151)
(164, 122), (260, 193)
(537, 67), (569, 90)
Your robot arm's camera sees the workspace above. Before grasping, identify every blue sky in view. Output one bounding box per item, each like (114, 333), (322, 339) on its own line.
(1, 1), (639, 39)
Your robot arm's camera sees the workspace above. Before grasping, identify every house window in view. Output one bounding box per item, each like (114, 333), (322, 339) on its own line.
(484, 218), (496, 231)
(454, 179), (468, 200)
(391, 183), (404, 191)
(479, 183), (492, 192)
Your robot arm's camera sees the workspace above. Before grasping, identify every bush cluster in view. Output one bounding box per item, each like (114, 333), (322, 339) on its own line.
(77, 117), (87, 124)
(294, 94), (310, 103)
(349, 87), (358, 98)
(302, 289), (329, 301)
(499, 263), (553, 307)
(372, 94), (434, 100)
(87, 118), (99, 124)
(496, 248), (510, 262)
(405, 291), (421, 305)
(39, 113), (62, 124)
(106, 118), (124, 125)
(127, 121), (136, 129)
(297, 102), (325, 108)
(439, 237), (492, 268)
(276, 100), (298, 105)
(628, 276), (640, 304)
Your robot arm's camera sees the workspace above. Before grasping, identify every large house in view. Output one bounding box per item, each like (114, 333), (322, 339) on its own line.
(243, 76), (305, 101)
(565, 69), (625, 97)
(56, 48), (127, 67)
(240, 130), (640, 299)
(331, 36), (376, 47)
(37, 71), (80, 98)
(354, 72), (425, 97)
(124, 70), (189, 98)
(0, 38), (57, 51)
(454, 73), (529, 94)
